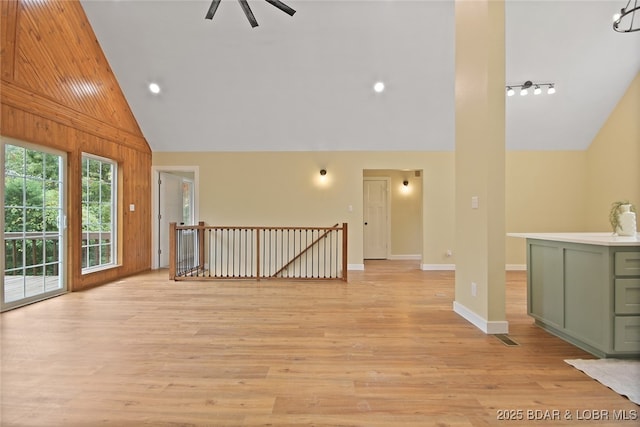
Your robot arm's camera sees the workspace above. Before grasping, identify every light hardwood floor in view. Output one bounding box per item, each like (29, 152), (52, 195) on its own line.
(1, 261), (637, 426)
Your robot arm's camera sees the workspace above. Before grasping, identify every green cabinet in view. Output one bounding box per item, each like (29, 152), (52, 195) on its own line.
(526, 239), (640, 358)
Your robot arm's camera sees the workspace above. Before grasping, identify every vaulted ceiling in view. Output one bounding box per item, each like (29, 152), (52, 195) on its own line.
(80, 0), (640, 152)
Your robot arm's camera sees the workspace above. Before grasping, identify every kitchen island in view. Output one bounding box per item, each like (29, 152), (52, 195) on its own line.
(509, 233), (640, 358)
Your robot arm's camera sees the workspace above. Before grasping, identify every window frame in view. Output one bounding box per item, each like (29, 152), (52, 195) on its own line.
(81, 153), (118, 274)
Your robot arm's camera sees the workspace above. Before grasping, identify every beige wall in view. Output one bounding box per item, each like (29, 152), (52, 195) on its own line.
(454, 0), (506, 324)
(505, 151), (589, 265)
(153, 151), (455, 268)
(154, 147), (630, 268)
(586, 71), (640, 231)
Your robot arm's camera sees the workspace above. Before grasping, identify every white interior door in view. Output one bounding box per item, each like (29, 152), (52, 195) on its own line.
(363, 178), (389, 259)
(159, 172), (184, 268)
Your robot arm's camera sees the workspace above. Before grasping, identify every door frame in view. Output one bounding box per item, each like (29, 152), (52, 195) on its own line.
(151, 166), (199, 270)
(1, 137), (68, 311)
(363, 177), (391, 260)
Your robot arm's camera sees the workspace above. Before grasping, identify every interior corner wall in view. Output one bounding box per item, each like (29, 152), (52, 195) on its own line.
(506, 73), (640, 265)
(505, 151), (589, 265)
(585, 71), (640, 231)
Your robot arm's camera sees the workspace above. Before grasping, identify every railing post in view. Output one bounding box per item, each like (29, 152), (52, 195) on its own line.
(198, 221), (205, 273)
(256, 228), (261, 281)
(169, 222), (176, 280)
(342, 222), (348, 282)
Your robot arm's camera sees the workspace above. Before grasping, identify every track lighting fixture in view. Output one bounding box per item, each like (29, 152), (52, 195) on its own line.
(613, 0), (639, 33)
(506, 80), (556, 97)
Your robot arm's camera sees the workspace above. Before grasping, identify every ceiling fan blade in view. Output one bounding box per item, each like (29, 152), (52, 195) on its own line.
(237, 0), (259, 27)
(205, 0), (221, 20)
(265, 0), (296, 16)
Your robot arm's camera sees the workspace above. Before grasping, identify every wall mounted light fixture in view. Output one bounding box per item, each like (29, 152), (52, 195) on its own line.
(506, 80), (555, 97)
(320, 169), (327, 176)
(403, 180), (409, 186)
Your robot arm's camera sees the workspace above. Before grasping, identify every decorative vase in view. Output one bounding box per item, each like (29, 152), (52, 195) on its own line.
(618, 204), (637, 236)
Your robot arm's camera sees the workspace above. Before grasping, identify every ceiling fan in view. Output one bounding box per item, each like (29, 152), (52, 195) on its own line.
(205, 0), (296, 28)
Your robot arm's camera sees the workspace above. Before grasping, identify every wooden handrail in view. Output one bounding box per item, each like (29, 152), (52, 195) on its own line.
(173, 224), (341, 232)
(271, 223), (339, 278)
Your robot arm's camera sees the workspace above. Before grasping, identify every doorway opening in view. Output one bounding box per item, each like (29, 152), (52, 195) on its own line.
(363, 169), (423, 264)
(2, 138), (67, 311)
(151, 166), (199, 269)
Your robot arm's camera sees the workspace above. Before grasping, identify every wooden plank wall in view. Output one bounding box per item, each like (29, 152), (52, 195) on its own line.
(0, 0), (152, 290)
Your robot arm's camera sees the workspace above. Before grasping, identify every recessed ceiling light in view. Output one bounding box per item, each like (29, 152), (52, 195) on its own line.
(373, 81), (385, 93)
(148, 82), (161, 94)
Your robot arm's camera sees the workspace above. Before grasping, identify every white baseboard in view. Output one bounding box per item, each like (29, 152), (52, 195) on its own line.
(422, 264), (456, 271)
(348, 264), (365, 271)
(421, 264), (525, 271)
(388, 254), (421, 261)
(453, 301), (509, 334)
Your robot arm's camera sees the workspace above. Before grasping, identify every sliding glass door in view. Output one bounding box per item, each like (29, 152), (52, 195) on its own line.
(2, 139), (66, 311)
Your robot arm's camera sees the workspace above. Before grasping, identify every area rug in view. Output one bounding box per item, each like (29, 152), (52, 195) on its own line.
(565, 359), (640, 405)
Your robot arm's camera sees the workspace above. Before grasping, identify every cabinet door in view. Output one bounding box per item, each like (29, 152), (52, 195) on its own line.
(615, 252), (640, 276)
(528, 242), (564, 328)
(563, 246), (608, 350)
(615, 278), (640, 315)
(614, 317), (640, 352)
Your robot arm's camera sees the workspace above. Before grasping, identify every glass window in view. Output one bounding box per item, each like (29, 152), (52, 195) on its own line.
(81, 154), (117, 272)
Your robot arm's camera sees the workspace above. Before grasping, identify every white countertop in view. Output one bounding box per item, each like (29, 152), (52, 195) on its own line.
(507, 232), (640, 247)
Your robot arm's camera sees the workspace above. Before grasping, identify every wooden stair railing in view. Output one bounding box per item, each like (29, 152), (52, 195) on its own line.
(169, 222), (348, 282)
(271, 223), (339, 278)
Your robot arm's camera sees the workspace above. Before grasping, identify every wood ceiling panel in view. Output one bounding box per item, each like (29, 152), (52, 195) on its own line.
(1, 0), (18, 81)
(12, 0), (143, 138)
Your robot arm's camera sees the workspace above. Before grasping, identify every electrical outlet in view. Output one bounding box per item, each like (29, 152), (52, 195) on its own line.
(471, 282), (477, 297)
(445, 249), (453, 257)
